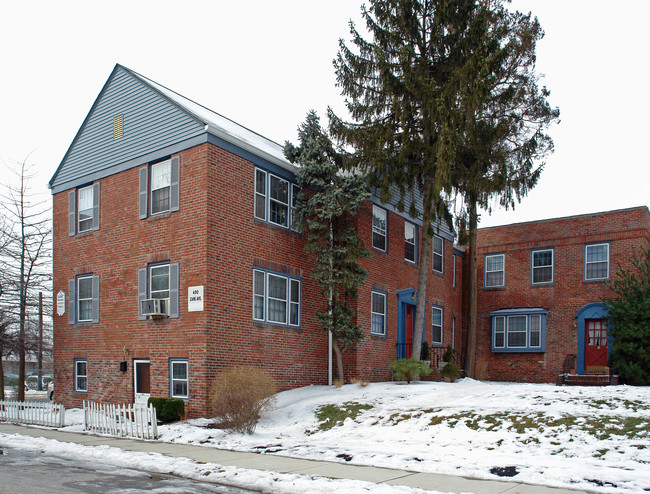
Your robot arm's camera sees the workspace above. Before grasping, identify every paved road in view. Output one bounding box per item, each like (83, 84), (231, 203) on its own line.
(0, 446), (257, 493)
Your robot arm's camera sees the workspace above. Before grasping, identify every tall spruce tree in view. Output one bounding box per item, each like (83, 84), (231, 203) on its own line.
(330, 0), (558, 365)
(448, 4), (559, 377)
(284, 111), (371, 382)
(603, 247), (650, 385)
(330, 0), (490, 360)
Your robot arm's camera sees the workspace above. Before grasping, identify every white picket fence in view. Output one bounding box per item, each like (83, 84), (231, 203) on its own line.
(83, 400), (158, 440)
(0, 399), (66, 427)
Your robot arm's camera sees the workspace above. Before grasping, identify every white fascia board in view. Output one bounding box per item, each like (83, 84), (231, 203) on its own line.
(204, 124), (297, 174)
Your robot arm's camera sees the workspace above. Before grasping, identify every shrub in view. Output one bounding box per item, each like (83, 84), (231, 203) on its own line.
(441, 362), (462, 381)
(421, 341), (430, 361)
(442, 344), (453, 363)
(389, 358), (432, 384)
(209, 366), (277, 434)
(148, 397), (185, 423)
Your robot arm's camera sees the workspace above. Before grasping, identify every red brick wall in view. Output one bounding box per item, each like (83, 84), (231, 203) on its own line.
(351, 203), (463, 381)
(472, 207), (650, 382)
(53, 142), (461, 417)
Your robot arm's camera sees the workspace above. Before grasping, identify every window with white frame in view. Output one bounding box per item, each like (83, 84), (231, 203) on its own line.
(491, 309), (546, 352)
(405, 222), (416, 263)
(372, 206), (387, 251)
(69, 274), (99, 324)
(484, 253), (505, 287)
(254, 168), (300, 230)
(170, 359), (188, 399)
(432, 235), (443, 273)
(139, 158), (179, 219)
(77, 275), (93, 323)
(151, 160), (172, 214)
(77, 185), (94, 233)
(253, 268), (301, 327)
(432, 306), (443, 345)
(291, 184), (301, 231)
(269, 175), (289, 226)
(255, 169), (267, 220)
(371, 290), (386, 335)
(150, 264), (170, 300)
(69, 183), (100, 236)
(452, 255), (457, 288)
(585, 243), (609, 280)
(532, 249), (553, 284)
(75, 359), (87, 393)
(138, 263), (179, 319)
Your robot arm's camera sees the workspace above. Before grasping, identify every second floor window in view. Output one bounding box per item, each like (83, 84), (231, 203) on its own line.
(485, 253), (505, 288)
(585, 243), (609, 280)
(432, 235), (443, 273)
(254, 168), (299, 230)
(151, 160), (171, 214)
(405, 222), (416, 263)
(69, 183), (100, 235)
(139, 157), (180, 219)
(532, 249), (554, 284)
(372, 206), (387, 251)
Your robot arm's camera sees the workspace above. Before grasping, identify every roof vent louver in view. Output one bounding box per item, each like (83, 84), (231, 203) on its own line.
(113, 114), (124, 139)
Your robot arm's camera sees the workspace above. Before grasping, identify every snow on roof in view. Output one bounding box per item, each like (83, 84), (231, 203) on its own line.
(126, 67), (295, 173)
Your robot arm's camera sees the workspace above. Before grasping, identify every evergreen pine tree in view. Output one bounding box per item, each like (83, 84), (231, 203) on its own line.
(284, 111), (371, 383)
(603, 247), (650, 385)
(330, 0), (558, 366)
(448, 3), (559, 377)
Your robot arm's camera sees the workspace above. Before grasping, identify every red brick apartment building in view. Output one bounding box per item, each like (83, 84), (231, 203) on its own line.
(50, 65), (462, 417)
(50, 65), (648, 416)
(472, 207), (650, 383)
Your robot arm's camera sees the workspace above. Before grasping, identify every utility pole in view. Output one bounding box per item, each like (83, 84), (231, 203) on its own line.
(38, 291), (43, 391)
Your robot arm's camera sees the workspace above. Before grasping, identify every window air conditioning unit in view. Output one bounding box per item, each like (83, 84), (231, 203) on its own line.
(141, 298), (169, 317)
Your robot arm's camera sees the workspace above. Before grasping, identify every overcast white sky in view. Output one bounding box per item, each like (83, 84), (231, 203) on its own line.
(1, 0), (648, 228)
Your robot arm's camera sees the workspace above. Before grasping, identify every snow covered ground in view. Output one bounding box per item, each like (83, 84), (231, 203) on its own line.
(3, 379), (650, 493)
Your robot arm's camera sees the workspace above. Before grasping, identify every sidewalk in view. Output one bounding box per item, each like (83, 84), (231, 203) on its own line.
(0, 423), (589, 494)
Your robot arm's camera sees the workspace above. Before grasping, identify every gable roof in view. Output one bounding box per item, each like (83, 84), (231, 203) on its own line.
(49, 64), (293, 193)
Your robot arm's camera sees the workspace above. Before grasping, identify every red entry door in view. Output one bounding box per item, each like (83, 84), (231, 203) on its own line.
(585, 319), (608, 369)
(406, 306), (414, 358)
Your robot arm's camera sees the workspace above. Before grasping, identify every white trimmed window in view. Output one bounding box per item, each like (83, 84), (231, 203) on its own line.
(77, 185), (94, 233)
(170, 359), (188, 399)
(255, 169), (267, 220)
(372, 206), (387, 251)
(69, 274), (99, 324)
(151, 160), (171, 214)
(75, 359), (87, 393)
(139, 158), (180, 219)
(532, 249), (554, 284)
(253, 268), (301, 327)
(69, 183), (100, 235)
(371, 290), (386, 335)
(485, 253), (505, 288)
(491, 309), (546, 352)
(138, 263), (180, 319)
(254, 168), (300, 230)
(585, 243), (609, 280)
(432, 306), (443, 345)
(291, 184), (301, 231)
(77, 275), (93, 323)
(269, 175), (289, 227)
(150, 264), (170, 300)
(432, 235), (443, 273)
(405, 222), (416, 263)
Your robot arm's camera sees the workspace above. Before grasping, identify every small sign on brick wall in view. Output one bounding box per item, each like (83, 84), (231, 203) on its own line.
(188, 286), (204, 312)
(57, 290), (65, 316)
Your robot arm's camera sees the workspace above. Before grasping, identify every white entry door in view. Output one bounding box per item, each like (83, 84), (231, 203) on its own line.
(134, 359), (151, 407)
